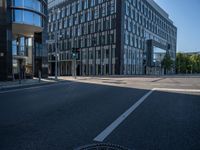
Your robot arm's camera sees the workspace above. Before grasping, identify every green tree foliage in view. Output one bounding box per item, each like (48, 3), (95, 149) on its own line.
(161, 52), (173, 74)
(176, 52), (200, 73)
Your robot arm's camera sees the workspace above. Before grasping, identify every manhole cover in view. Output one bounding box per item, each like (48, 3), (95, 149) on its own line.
(75, 143), (130, 150)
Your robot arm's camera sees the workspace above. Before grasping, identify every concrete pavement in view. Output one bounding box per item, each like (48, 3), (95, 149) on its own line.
(0, 78), (59, 91)
(58, 75), (200, 90)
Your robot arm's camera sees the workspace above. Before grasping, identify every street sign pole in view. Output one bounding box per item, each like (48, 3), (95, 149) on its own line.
(72, 48), (77, 79)
(55, 33), (58, 80)
(75, 57), (77, 79)
(46, 39), (57, 80)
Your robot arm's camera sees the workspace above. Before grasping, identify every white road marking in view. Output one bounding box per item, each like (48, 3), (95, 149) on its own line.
(93, 88), (156, 142)
(93, 87), (200, 142)
(155, 88), (200, 93)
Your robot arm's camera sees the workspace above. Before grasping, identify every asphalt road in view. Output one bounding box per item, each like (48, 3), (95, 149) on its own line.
(0, 77), (200, 150)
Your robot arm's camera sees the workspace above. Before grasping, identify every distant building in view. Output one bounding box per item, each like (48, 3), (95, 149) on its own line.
(179, 51), (200, 55)
(47, 0), (177, 76)
(0, 0), (48, 81)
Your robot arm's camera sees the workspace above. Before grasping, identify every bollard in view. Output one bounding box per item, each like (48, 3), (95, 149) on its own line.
(39, 70), (41, 83)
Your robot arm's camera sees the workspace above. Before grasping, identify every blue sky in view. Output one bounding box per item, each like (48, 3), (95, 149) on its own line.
(154, 0), (200, 52)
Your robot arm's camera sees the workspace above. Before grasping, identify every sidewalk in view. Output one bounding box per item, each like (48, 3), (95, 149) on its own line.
(56, 74), (200, 80)
(0, 78), (59, 90)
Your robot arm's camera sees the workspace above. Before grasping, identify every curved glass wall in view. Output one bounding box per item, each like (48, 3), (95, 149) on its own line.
(12, 10), (42, 27)
(12, 0), (43, 13)
(11, 0), (47, 78)
(12, 0), (45, 27)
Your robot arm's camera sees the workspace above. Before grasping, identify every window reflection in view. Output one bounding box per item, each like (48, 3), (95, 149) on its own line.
(24, 11), (33, 25)
(34, 0), (41, 12)
(13, 10), (22, 22)
(12, 0), (23, 7)
(13, 10), (42, 27)
(12, 36), (33, 75)
(24, 0), (33, 9)
(12, 0), (42, 13)
(12, 40), (17, 55)
(153, 46), (166, 66)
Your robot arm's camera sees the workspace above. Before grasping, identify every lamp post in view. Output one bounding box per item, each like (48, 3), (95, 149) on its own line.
(54, 32), (58, 80)
(16, 40), (21, 84)
(54, 33), (64, 80)
(92, 38), (96, 75)
(72, 37), (82, 79)
(53, 8), (61, 80)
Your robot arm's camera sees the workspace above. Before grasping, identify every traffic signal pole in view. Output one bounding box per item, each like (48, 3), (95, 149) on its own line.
(74, 58), (77, 79)
(72, 48), (76, 79)
(55, 33), (58, 80)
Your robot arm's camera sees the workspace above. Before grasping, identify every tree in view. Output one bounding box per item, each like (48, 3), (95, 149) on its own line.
(161, 52), (173, 74)
(176, 52), (200, 74)
(190, 54), (200, 73)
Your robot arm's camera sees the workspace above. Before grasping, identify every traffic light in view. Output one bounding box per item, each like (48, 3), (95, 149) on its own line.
(71, 48), (76, 59)
(71, 48), (80, 60)
(72, 48), (76, 54)
(72, 53), (76, 58)
(76, 48), (80, 60)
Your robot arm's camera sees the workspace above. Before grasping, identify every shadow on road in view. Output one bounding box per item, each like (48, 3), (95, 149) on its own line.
(0, 80), (199, 150)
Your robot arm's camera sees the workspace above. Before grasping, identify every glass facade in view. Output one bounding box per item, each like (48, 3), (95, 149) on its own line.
(12, 10), (42, 27)
(0, 0), (48, 81)
(11, 0), (45, 27)
(123, 0), (177, 75)
(47, 0), (177, 76)
(12, 0), (43, 12)
(48, 0), (117, 76)
(12, 36), (33, 75)
(153, 46), (166, 65)
(10, 0), (47, 79)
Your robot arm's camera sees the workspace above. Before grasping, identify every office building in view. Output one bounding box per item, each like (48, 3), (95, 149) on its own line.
(47, 0), (177, 76)
(0, 0), (48, 81)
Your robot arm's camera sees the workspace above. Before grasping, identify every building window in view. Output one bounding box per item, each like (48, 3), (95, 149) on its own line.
(84, 0), (88, 9)
(78, 0), (82, 12)
(102, 3), (107, 17)
(66, 5), (70, 16)
(91, 0), (95, 7)
(80, 12), (85, 23)
(110, 0), (116, 14)
(12, 10), (42, 27)
(94, 6), (99, 19)
(61, 8), (65, 18)
(72, 2), (76, 14)
(13, 0), (42, 12)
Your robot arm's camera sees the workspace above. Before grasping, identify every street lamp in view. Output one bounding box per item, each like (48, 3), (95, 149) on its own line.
(92, 38), (96, 75)
(54, 32), (64, 80)
(54, 8), (61, 80)
(16, 39), (22, 83)
(54, 32), (58, 80)
(72, 38), (78, 79)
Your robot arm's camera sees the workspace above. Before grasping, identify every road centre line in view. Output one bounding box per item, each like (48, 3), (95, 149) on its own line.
(93, 88), (156, 142)
(94, 87), (200, 142)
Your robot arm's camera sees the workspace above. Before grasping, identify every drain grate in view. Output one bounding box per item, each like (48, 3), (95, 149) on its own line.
(75, 143), (131, 150)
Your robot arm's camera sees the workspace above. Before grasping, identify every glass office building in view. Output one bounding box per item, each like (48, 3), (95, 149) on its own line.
(47, 0), (177, 76)
(0, 0), (48, 81)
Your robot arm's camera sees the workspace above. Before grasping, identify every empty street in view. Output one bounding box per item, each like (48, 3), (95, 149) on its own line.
(0, 76), (200, 150)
